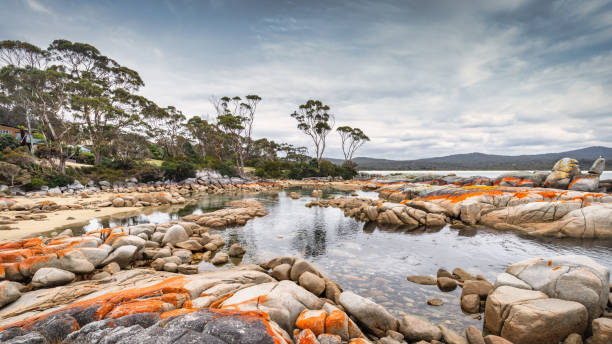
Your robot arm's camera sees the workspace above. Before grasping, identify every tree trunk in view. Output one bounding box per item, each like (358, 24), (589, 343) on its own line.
(94, 151), (102, 166)
(59, 157), (67, 174)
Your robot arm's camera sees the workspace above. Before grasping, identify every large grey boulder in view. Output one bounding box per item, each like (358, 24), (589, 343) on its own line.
(76, 248), (109, 267)
(498, 298), (588, 344)
(484, 286), (549, 335)
(32, 268), (75, 288)
(100, 245), (139, 268)
(111, 235), (146, 250)
(589, 157), (605, 175)
(504, 255), (610, 320)
(0, 281), (21, 307)
(338, 291), (398, 337)
(161, 225), (189, 245)
(398, 315), (441, 342)
(569, 174), (600, 192)
(56, 250), (95, 274)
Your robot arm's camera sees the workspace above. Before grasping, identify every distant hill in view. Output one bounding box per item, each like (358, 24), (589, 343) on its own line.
(326, 146), (612, 171)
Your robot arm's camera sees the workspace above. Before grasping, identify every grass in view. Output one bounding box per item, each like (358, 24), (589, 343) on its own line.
(146, 159), (163, 167)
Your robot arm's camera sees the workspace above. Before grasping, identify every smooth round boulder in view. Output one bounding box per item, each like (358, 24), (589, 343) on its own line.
(271, 263), (291, 281)
(100, 245), (138, 268)
(406, 275), (437, 285)
(461, 294), (481, 313)
(437, 277), (457, 291)
(0, 281), (21, 307)
(338, 291), (398, 337)
(161, 225), (189, 246)
(299, 271), (326, 296)
(32, 268), (75, 288)
(591, 317), (612, 344)
(228, 243), (246, 257)
(211, 253), (229, 265)
(398, 315), (442, 342)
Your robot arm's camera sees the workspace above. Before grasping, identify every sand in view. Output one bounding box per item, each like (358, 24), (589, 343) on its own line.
(0, 192), (142, 242)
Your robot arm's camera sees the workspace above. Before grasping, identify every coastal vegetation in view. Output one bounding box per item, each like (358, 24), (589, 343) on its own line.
(0, 39), (369, 189)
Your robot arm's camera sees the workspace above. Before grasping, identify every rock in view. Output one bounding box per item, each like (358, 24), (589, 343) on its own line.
(54, 250), (95, 274)
(439, 325), (468, 344)
(103, 262), (120, 274)
(318, 333), (342, 344)
(505, 255), (610, 320)
(163, 262), (178, 272)
(465, 326), (485, 344)
(77, 247), (109, 267)
(290, 259), (321, 281)
(406, 275), (437, 285)
(437, 268), (453, 279)
(175, 240), (203, 251)
(544, 158), (581, 189)
(427, 298), (443, 306)
(452, 268), (476, 281)
(493, 272), (532, 290)
(161, 225), (189, 245)
(398, 315), (442, 342)
(591, 317), (612, 344)
(32, 268), (75, 288)
(589, 157), (605, 175)
(437, 276), (457, 291)
(299, 271), (326, 296)
(4, 332), (49, 344)
(483, 335), (513, 344)
(563, 333), (583, 344)
(495, 298), (588, 344)
(338, 291), (398, 337)
(271, 263), (291, 281)
(204, 242), (218, 251)
(569, 174), (600, 192)
(211, 253), (229, 265)
(324, 309), (350, 340)
(0, 281), (21, 307)
(296, 328), (320, 344)
(295, 309), (327, 335)
(91, 271), (111, 280)
(461, 294), (481, 313)
(177, 264), (198, 274)
(485, 286), (549, 335)
(228, 243), (246, 257)
(100, 245), (138, 268)
(461, 280), (494, 299)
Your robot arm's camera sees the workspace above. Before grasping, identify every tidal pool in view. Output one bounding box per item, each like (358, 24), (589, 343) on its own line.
(70, 187), (612, 332)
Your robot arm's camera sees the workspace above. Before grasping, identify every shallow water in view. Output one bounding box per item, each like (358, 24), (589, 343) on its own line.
(70, 188), (612, 332)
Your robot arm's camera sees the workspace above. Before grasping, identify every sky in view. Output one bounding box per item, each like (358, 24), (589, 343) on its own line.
(2, 0), (612, 160)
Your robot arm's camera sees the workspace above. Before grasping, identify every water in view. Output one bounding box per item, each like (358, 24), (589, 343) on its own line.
(360, 170), (612, 180)
(69, 188), (612, 332)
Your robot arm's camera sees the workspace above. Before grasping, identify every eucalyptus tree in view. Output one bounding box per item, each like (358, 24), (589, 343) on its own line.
(49, 39), (146, 165)
(337, 126), (370, 164)
(185, 115), (228, 161)
(0, 40), (48, 158)
(290, 99), (335, 164)
(210, 95), (261, 177)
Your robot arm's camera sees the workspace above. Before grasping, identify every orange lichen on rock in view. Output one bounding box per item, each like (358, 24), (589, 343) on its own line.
(160, 308), (198, 319)
(325, 309), (350, 339)
(295, 328), (319, 344)
(295, 309), (326, 335)
(104, 299), (170, 319)
(348, 338), (370, 344)
(104, 232), (127, 245)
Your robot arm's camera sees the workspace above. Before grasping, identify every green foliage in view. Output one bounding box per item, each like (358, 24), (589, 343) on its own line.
(26, 177), (45, 190)
(255, 160), (283, 178)
(149, 144), (163, 160)
(161, 159), (196, 181)
(75, 152), (95, 165)
(0, 134), (19, 150)
(44, 173), (74, 187)
(132, 162), (162, 183)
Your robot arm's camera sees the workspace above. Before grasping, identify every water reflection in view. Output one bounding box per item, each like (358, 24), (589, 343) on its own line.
(66, 187), (612, 332)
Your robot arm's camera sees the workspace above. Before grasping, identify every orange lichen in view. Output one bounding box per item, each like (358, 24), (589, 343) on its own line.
(295, 309), (326, 336)
(160, 308), (197, 319)
(295, 328), (318, 344)
(104, 299), (168, 319)
(349, 339), (370, 344)
(325, 309), (349, 337)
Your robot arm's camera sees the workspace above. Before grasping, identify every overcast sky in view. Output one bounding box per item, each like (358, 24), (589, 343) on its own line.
(2, 0), (612, 159)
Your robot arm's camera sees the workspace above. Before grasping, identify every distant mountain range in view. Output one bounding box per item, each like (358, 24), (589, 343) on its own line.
(327, 146), (612, 171)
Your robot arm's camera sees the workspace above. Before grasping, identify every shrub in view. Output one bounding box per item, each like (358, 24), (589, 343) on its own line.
(27, 177), (45, 190)
(0, 134), (19, 150)
(161, 160), (196, 181)
(75, 152), (95, 165)
(44, 173), (74, 188)
(132, 163), (162, 183)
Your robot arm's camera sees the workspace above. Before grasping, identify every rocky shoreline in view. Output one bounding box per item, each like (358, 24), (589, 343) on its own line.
(0, 159), (610, 343)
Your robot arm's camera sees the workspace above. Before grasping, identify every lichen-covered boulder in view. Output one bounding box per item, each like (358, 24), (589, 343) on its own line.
(0, 281), (21, 308)
(543, 158), (581, 189)
(569, 174), (600, 192)
(32, 268), (75, 288)
(589, 157), (605, 175)
(504, 255), (610, 320)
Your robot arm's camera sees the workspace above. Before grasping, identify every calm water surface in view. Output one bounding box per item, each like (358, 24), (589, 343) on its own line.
(70, 188), (612, 332)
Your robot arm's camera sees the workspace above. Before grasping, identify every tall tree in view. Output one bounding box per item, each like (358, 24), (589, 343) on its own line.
(290, 100), (335, 164)
(185, 115), (227, 161)
(49, 39), (146, 165)
(337, 126), (370, 164)
(242, 94), (261, 160)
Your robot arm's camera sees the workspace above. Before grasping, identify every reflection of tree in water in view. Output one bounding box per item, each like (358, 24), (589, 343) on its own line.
(291, 207), (327, 258)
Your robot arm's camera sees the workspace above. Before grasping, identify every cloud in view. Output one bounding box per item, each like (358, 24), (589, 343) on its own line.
(24, 0), (52, 14)
(1, 0), (611, 160)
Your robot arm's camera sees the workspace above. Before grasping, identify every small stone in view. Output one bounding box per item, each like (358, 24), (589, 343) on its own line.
(211, 253), (229, 265)
(465, 325), (485, 344)
(407, 275), (437, 285)
(204, 242), (217, 251)
(228, 243), (246, 257)
(32, 267), (75, 288)
(163, 262), (178, 272)
(103, 262), (120, 274)
(437, 276), (458, 291)
(427, 298), (443, 306)
(177, 264), (198, 274)
(437, 268), (453, 279)
(563, 333), (583, 344)
(461, 294), (481, 313)
(299, 271), (326, 296)
(399, 314), (442, 342)
(91, 271), (111, 280)
(484, 335), (513, 344)
(461, 280), (494, 299)
(591, 318), (612, 344)
(439, 325), (468, 344)
(452, 268), (476, 281)
(271, 263), (291, 280)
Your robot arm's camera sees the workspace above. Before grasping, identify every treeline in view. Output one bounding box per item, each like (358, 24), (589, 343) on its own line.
(0, 39), (369, 189)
